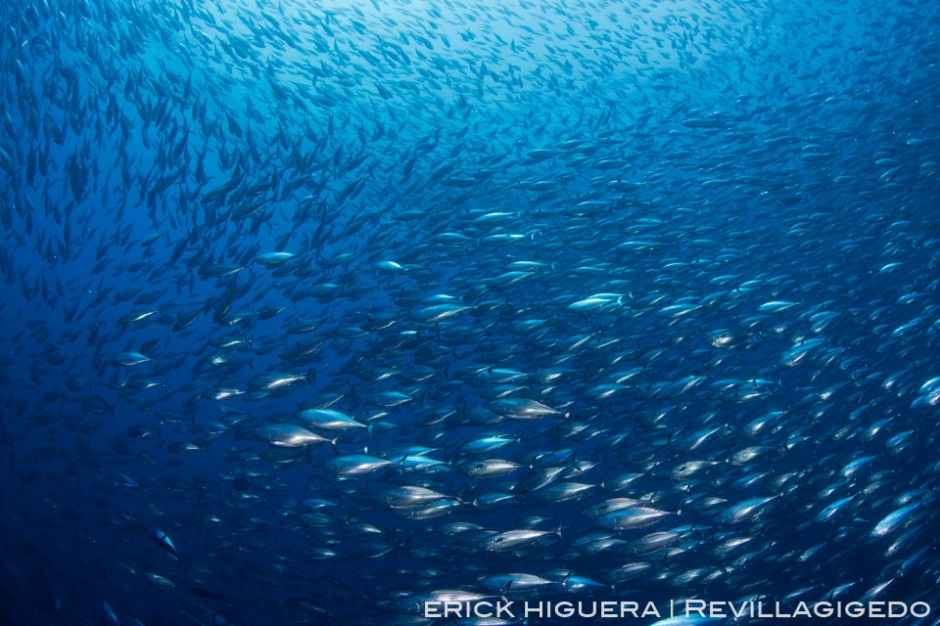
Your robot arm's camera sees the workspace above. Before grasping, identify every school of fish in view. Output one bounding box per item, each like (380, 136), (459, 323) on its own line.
(1, 0), (939, 625)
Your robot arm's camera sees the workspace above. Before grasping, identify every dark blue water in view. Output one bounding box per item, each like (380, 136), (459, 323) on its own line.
(1, 1), (939, 625)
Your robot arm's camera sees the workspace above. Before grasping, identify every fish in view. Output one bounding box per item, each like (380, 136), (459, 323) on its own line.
(111, 351), (153, 366)
(297, 408), (367, 431)
(872, 502), (923, 538)
(256, 424), (329, 448)
(481, 528), (564, 552)
(151, 530), (178, 559)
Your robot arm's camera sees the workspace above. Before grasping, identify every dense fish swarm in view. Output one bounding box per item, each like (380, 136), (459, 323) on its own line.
(1, 0), (939, 625)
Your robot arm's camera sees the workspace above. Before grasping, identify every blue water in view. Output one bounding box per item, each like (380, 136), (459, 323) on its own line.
(1, 0), (939, 625)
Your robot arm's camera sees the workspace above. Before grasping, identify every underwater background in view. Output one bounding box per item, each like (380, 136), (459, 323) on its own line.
(1, 0), (939, 624)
